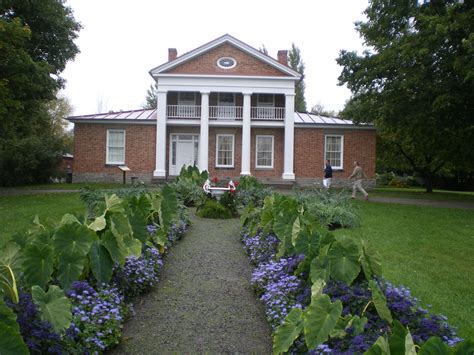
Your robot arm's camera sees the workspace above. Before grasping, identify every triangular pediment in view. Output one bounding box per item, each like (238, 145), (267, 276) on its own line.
(149, 34), (301, 79)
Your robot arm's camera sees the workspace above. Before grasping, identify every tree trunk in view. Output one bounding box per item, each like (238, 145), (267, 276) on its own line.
(424, 175), (434, 193)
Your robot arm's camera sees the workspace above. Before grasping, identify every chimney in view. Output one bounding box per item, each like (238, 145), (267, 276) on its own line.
(168, 48), (177, 61)
(277, 50), (288, 66)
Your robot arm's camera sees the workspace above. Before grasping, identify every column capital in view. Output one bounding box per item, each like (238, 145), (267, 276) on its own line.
(285, 93), (296, 97)
(200, 90), (211, 95)
(242, 91), (253, 96)
(157, 89), (168, 94)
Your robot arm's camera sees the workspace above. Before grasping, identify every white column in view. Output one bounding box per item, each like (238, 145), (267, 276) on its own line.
(241, 92), (252, 176)
(153, 90), (167, 178)
(199, 91), (210, 172)
(282, 93), (295, 180)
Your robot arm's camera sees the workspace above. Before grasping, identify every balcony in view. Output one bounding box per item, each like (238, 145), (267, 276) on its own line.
(209, 106), (243, 119)
(166, 105), (285, 120)
(167, 105), (201, 119)
(251, 107), (285, 120)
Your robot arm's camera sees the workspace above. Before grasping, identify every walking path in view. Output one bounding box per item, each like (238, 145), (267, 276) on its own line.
(113, 212), (272, 354)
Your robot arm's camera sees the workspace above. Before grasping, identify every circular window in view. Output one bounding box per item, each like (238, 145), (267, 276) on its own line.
(217, 57), (237, 69)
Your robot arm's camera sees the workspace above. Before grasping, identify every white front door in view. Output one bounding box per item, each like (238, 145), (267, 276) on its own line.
(169, 134), (199, 175)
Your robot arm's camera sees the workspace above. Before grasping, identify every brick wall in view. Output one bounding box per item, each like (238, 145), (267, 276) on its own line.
(73, 123), (156, 182)
(165, 43), (288, 77)
(294, 127), (376, 183)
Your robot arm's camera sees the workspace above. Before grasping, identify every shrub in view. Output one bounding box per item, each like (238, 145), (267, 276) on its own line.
(236, 175), (272, 207)
(295, 188), (360, 229)
(197, 199), (232, 219)
(219, 191), (238, 216)
(64, 281), (127, 353)
(172, 178), (207, 207)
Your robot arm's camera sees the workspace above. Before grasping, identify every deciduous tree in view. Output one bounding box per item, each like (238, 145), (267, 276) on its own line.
(337, 0), (474, 192)
(288, 43), (307, 112)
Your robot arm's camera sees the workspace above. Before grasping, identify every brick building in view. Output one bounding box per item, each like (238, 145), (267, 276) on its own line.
(68, 34), (376, 186)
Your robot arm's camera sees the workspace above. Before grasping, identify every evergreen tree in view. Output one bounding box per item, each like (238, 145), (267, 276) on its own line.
(143, 83), (157, 109)
(288, 43), (307, 112)
(338, 0), (474, 192)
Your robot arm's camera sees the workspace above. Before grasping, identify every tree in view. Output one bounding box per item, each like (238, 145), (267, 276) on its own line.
(288, 43), (307, 112)
(311, 102), (338, 117)
(0, 0), (81, 185)
(259, 44), (268, 55)
(44, 96), (74, 153)
(337, 0), (474, 192)
(143, 83), (157, 109)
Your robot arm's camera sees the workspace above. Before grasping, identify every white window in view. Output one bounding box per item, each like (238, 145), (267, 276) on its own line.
(324, 135), (344, 169)
(256, 135), (274, 168)
(106, 130), (125, 164)
(216, 134), (234, 167)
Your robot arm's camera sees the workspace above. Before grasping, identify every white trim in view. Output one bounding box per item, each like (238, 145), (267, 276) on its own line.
(255, 135), (274, 169)
(324, 135), (344, 170)
(106, 129), (126, 165)
(154, 73), (299, 81)
(215, 134), (235, 168)
(149, 34), (301, 78)
(169, 133), (200, 175)
(217, 57), (237, 69)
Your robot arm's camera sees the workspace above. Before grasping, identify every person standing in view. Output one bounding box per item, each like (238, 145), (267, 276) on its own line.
(349, 161), (368, 200)
(323, 159), (333, 189)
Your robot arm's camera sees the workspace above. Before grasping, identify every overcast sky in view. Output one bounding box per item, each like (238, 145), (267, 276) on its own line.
(62, 0), (369, 116)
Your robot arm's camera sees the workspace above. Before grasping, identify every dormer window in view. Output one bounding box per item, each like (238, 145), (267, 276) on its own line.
(217, 57), (236, 69)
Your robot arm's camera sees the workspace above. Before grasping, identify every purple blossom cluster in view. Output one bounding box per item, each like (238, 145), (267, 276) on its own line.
(64, 281), (127, 353)
(241, 231), (279, 265)
(6, 292), (63, 354)
(167, 219), (189, 243)
(250, 256), (303, 328)
(113, 247), (163, 299)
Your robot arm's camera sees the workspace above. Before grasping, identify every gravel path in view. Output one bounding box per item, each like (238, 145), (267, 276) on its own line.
(112, 212), (272, 354)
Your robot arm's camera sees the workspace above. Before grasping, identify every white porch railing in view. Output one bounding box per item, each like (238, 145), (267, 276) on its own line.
(209, 106), (243, 119)
(167, 105), (201, 118)
(251, 106), (285, 120)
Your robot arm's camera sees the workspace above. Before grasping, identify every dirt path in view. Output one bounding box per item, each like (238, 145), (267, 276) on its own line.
(112, 212), (272, 354)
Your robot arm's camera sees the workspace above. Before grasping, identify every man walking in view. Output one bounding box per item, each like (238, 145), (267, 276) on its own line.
(323, 159), (333, 189)
(349, 161), (368, 200)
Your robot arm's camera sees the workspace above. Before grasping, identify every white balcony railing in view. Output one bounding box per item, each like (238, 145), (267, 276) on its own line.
(251, 106), (285, 120)
(209, 106), (243, 119)
(167, 105), (201, 118)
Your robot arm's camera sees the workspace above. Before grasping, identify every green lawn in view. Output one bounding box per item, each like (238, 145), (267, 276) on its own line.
(0, 193), (85, 247)
(335, 200), (474, 338)
(371, 186), (474, 202)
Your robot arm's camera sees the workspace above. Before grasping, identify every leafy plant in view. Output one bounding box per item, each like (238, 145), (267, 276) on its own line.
(197, 199), (232, 219)
(236, 175), (272, 207)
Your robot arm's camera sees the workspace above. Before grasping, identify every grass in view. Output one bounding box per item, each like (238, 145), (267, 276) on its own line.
(0, 182), (128, 190)
(0, 193), (85, 247)
(371, 186), (474, 202)
(335, 200), (474, 338)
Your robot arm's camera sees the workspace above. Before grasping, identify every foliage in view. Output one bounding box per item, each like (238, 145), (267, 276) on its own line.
(5, 291), (60, 354)
(337, 0), (474, 192)
(240, 192), (467, 353)
(0, 0), (81, 186)
(64, 281), (126, 353)
(295, 188), (361, 229)
(218, 191), (238, 216)
(113, 247), (163, 299)
(171, 165), (208, 207)
(197, 199), (232, 219)
(288, 43), (306, 112)
(143, 83), (157, 109)
(236, 175), (272, 208)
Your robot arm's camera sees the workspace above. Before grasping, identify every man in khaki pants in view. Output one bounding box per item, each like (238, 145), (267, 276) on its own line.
(349, 161), (368, 200)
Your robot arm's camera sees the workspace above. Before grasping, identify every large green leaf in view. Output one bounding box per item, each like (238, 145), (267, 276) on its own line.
(303, 294), (342, 350)
(160, 185), (178, 232)
(369, 280), (393, 324)
(0, 298), (29, 355)
(123, 236), (142, 257)
(104, 194), (124, 213)
(88, 241), (113, 285)
(327, 236), (361, 285)
(388, 321), (416, 355)
(128, 210), (148, 243)
(57, 252), (86, 290)
(360, 239), (383, 280)
(22, 243), (54, 288)
(364, 335), (391, 355)
(310, 254), (330, 283)
(0, 242), (22, 303)
(291, 216), (302, 246)
(88, 215), (107, 232)
(101, 230), (127, 265)
(419, 337), (452, 355)
(348, 315), (368, 336)
(272, 307), (304, 354)
(31, 285), (72, 332)
(53, 221), (95, 257)
(110, 213), (133, 238)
